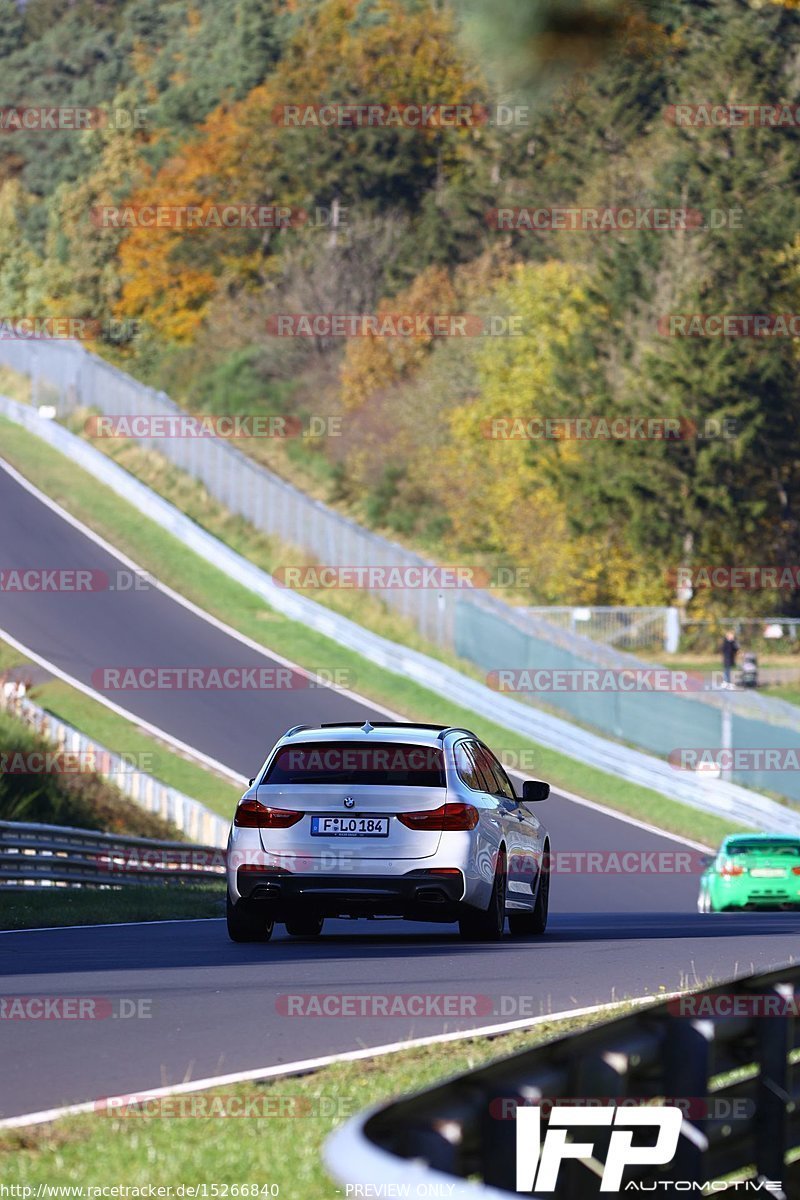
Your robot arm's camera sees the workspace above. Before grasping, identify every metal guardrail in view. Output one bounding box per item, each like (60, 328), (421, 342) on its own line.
(0, 683), (230, 847)
(0, 819), (226, 888)
(2, 396), (800, 832)
(325, 964), (800, 1198)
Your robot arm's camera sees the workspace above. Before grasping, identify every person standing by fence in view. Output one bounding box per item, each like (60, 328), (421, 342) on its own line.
(720, 629), (739, 688)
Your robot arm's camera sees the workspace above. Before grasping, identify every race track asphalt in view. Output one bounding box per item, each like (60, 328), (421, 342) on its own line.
(2, 459), (799, 1121)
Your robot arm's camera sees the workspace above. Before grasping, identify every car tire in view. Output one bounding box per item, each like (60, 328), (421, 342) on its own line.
(509, 860), (549, 936)
(226, 893), (274, 943)
(285, 914), (324, 938)
(459, 850), (506, 941)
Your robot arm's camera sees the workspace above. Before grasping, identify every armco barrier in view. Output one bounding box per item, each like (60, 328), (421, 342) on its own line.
(325, 963), (800, 1198)
(0, 820), (225, 888)
(0, 683), (229, 847)
(3, 339), (800, 797)
(1, 396), (800, 833)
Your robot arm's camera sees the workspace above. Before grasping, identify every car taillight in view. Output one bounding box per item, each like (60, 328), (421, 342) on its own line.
(397, 803), (479, 831)
(237, 864), (292, 874)
(234, 799), (303, 828)
(719, 860), (745, 877)
(792, 866), (800, 876)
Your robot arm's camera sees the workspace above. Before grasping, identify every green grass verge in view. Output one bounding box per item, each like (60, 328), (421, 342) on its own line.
(640, 655), (800, 670)
(637, 654), (800, 706)
(1, 884), (225, 930)
(0, 638), (242, 820)
(0, 416), (749, 846)
(0, 1002), (649, 1195)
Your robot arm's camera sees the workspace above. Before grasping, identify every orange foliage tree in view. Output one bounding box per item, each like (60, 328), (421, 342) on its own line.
(116, 0), (485, 343)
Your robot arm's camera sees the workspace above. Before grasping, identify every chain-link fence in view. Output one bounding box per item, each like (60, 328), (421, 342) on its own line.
(524, 605), (680, 652)
(3, 337), (800, 804)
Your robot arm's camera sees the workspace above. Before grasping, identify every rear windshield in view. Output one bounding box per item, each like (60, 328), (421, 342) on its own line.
(263, 741), (446, 787)
(727, 840), (800, 856)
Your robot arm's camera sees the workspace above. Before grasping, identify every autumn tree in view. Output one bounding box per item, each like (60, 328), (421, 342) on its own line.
(116, 0), (485, 340)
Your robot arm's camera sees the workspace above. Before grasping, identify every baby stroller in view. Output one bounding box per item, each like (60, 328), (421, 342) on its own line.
(738, 652), (758, 688)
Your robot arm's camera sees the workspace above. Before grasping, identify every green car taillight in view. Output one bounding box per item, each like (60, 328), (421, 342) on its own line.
(719, 859), (746, 877)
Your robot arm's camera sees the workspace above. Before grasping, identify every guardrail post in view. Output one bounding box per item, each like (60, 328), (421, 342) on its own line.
(663, 1015), (713, 1183)
(481, 1077), (550, 1190)
(665, 606), (680, 653)
(754, 982), (792, 1188)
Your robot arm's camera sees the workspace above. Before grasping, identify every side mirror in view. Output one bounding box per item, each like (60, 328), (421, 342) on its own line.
(522, 780), (550, 803)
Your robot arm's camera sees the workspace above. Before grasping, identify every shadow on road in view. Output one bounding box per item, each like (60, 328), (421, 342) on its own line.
(3, 911), (799, 978)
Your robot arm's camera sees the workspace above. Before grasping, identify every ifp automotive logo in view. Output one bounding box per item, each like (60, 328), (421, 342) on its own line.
(516, 1104), (682, 1192)
(515, 1103), (784, 1193)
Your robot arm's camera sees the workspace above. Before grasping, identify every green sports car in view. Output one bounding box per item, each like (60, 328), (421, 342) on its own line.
(698, 834), (800, 912)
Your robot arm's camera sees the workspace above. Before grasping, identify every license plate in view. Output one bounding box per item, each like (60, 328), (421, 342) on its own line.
(310, 815), (390, 838)
(751, 867), (786, 878)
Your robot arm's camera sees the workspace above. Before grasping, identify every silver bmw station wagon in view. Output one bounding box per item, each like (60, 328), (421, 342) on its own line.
(226, 721), (550, 942)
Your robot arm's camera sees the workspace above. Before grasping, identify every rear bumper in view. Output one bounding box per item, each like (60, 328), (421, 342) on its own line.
(235, 868), (465, 920)
(712, 885), (800, 910)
